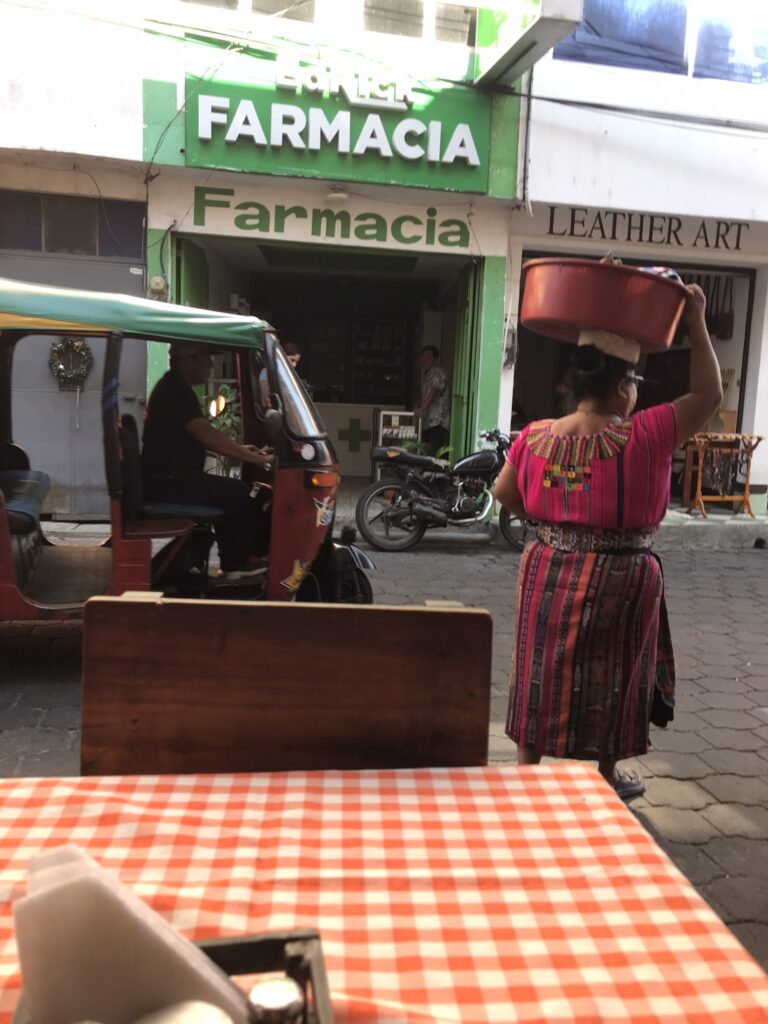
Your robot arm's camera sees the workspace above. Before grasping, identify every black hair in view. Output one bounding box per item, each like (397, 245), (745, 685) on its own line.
(283, 342), (301, 356)
(422, 345), (439, 360)
(566, 346), (634, 406)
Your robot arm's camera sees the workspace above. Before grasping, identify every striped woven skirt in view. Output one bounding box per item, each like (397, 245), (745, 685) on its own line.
(505, 530), (674, 761)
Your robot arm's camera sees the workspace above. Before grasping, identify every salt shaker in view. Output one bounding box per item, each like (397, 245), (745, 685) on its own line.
(247, 977), (304, 1024)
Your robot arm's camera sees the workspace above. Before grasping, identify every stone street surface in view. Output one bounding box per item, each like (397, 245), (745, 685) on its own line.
(1, 540), (767, 969)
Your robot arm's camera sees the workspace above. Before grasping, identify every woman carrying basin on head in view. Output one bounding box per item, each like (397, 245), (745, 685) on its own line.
(494, 284), (722, 800)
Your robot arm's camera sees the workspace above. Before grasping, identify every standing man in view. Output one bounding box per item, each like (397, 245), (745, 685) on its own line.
(414, 345), (450, 455)
(142, 342), (273, 582)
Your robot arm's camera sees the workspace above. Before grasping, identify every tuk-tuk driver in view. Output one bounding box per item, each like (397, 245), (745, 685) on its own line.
(141, 342), (273, 582)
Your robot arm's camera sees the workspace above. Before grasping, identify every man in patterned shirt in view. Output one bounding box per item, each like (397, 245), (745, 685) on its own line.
(414, 345), (450, 455)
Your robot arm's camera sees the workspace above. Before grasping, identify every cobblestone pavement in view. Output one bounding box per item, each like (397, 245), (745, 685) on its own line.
(371, 539), (768, 970)
(1, 540), (767, 968)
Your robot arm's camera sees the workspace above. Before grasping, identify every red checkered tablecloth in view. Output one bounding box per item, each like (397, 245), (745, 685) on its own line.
(0, 765), (766, 1023)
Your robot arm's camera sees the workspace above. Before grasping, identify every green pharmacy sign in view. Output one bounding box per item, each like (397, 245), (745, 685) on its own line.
(185, 55), (492, 192)
(338, 418), (372, 453)
(192, 187), (471, 249)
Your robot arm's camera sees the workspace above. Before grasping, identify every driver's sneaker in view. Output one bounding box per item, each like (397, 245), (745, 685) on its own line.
(222, 556), (268, 583)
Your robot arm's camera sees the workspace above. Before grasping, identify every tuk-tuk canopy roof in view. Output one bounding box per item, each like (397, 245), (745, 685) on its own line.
(0, 276), (269, 350)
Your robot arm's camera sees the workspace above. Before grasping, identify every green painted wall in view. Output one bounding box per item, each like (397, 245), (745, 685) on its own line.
(473, 255), (507, 438)
(448, 254), (506, 458)
(488, 93), (520, 199)
(474, 2), (541, 79)
(143, 80), (185, 167)
(176, 239), (211, 404)
(145, 227), (172, 393)
(448, 261), (477, 459)
(177, 239), (210, 308)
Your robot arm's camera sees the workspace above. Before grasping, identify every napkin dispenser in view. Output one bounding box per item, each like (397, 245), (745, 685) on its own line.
(12, 933), (333, 1024)
(12, 846), (333, 1024)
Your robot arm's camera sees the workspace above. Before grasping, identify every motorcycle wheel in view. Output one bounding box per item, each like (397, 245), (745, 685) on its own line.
(499, 508), (533, 552)
(356, 480), (427, 551)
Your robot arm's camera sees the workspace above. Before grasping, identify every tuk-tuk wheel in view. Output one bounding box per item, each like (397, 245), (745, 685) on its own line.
(343, 567), (373, 604)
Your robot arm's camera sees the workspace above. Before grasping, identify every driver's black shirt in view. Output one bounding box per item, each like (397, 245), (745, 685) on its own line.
(141, 370), (205, 477)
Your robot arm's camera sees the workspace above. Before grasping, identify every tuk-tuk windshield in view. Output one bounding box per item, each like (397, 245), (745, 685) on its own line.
(273, 340), (327, 440)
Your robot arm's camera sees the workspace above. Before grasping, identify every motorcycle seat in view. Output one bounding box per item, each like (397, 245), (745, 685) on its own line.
(370, 446), (447, 470)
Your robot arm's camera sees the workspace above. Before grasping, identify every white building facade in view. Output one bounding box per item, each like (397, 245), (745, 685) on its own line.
(1, 0), (560, 510)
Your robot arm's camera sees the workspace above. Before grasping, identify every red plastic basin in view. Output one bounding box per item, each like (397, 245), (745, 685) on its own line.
(520, 258), (688, 351)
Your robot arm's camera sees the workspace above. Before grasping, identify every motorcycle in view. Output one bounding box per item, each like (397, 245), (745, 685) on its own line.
(356, 429), (533, 552)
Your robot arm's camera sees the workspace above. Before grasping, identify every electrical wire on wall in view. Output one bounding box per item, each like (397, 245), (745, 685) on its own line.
(521, 68), (534, 219)
(465, 201), (482, 256)
(71, 166), (142, 255)
(158, 221), (177, 279)
(502, 234), (519, 371)
(479, 81), (768, 139)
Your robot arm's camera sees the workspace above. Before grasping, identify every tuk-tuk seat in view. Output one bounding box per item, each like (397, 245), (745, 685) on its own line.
(142, 500), (224, 520)
(370, 447), (447, 470)
(119, 415), (224, 529)
(121, 517), (196, 541)
(118, 414), (225, 586)
(0, 469), (51, 535)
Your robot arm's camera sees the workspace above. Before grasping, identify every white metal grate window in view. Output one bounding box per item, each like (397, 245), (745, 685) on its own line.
(174, 0), (478, 42)
(435, 3), (475, 44)
(364, 0), (424, 38)
(251, 0), (315, 20)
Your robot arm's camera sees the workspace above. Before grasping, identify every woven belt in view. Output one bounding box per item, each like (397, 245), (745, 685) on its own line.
(536, 522), (654, 554)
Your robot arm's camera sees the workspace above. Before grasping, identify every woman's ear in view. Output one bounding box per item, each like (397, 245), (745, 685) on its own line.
(615, 378), (636, 414)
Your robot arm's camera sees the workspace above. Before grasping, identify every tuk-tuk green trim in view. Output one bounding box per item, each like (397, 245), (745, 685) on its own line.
(0, 277), (268, 351)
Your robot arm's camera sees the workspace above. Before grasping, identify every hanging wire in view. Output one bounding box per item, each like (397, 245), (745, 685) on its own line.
(75, 167), (142, 255)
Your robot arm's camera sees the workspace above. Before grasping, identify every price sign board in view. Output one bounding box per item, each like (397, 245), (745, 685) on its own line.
(374, 410), (421, 479)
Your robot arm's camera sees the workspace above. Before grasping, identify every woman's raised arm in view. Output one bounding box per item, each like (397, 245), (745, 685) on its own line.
(673, 284), (723, 445)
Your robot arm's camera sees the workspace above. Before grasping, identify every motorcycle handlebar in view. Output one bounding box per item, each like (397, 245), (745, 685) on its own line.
(479, 429), (509, 443)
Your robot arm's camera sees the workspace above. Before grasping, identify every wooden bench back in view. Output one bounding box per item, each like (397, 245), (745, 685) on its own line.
(81, 595), (493, 775)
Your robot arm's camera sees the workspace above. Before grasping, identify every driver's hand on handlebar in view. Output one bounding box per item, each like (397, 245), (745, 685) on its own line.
(244, 445), (274, 471)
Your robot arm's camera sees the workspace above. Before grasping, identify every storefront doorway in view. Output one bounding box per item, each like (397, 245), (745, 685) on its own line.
(175, 234), (479, 480)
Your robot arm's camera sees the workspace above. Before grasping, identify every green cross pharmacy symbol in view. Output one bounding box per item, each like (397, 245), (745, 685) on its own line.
(338, 418), (372, 453)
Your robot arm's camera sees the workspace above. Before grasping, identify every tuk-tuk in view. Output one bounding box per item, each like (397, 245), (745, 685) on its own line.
(0, 276), (373, 620)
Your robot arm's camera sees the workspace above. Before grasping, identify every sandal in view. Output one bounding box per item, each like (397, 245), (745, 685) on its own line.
(612, 771), (646, 801)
